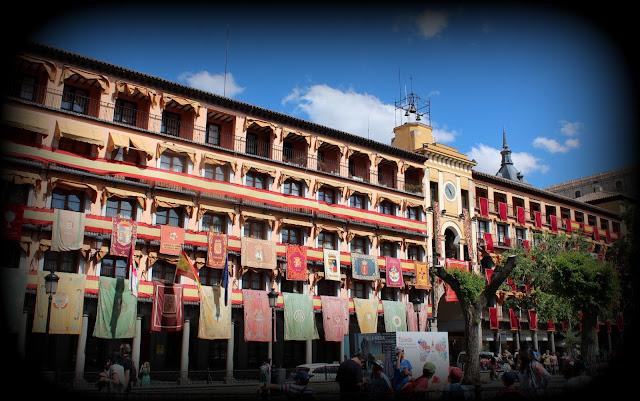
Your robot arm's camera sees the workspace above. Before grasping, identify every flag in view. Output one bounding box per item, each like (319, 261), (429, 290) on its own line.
(128, 243), (139, 298)
(221, 256), (229, 306)
(176, 247), (201, 295)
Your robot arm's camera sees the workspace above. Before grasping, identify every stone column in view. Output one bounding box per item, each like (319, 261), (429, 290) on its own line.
(74, 314), (89, 385)
(133, 317), (142, 373)
(549, 331), (556, 353)
(533, 330), (539, 352)
(180, 319), (190, 384)
(306, 340), (313, 364)
(226, 321), (235, 382)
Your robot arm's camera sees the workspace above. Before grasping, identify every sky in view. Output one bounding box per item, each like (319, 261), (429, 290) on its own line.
(18, 2), (637, 190)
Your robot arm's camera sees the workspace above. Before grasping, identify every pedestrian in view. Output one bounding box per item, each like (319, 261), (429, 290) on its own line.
(443, 366), (467, 400)
(108, 363), (127, 394)
(401, 361), (437, 394)
(138, 362), (151, 387)
(119, 343), (137, 393)
(542, 351), (551, 373)
(336, 352), (366, 399)
(259, 358), (272, 398)
(549, 352), (558, 376)
(369, 359), (393, 400)
(496, 371), (526, 400)
(258, 369), (316, 399)
(393, 347), (413, 391)
(516, 344), (550, 398)
(565, 360), (592, 393)
(97, 351), (120, 393)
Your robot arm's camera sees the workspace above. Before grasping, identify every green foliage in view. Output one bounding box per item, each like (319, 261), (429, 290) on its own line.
(446, 268), (486, 305)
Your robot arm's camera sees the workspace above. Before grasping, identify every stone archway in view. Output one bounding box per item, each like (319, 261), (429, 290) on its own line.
(435, 292), (466, 364)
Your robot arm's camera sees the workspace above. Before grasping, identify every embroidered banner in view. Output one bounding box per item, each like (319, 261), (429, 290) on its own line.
(206, 232), (228, 268)
(0, 267), (28, 332)
(160, 225), (185, 256)
(354, 298), (378, 334)
(1, 203), (24, 241)
(382, 300), (407, 332)
(320, 296), (349, 341)
(286, 245), (308, 281)
(51, 209), (85, 251)
(489, 307), (499, 329)
(93, 277), (137, 338)
(151, 282), (184, 332)
(242, 289), (272, 342)
(241, 237), (277, 270)
(33, 271), (86, 334)
(110, 218), (137, 257)
(323, 249), (341, 281)
(406, 302), (418, 332)
(385, 257), (404, 288)
(351, 253), (379, 281)
(283, 292), (319, 341)
(198, 285), (231, 340)
(414, 261), (430, 289)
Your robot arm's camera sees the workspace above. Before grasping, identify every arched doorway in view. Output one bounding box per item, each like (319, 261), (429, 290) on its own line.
(436, 293), (465, 366)
(444, 227), (461, 259)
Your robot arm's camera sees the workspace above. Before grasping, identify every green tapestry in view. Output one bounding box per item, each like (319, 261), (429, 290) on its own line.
(93, 276), (138, 338)
(283, 292), (319, 341)
(382, 300), (407, 333)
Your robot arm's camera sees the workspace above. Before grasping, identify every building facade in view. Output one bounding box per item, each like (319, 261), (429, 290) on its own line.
(1, 42), (628, 384)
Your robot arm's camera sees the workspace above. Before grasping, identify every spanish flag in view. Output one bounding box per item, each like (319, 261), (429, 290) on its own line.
(176, 247), (201, 295)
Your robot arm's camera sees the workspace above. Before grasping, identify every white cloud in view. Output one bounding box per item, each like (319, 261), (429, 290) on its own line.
(468, 143), (550, 176)
(532, 137), (580, 153)
(559, 120), (583, 136)
(415, 10), (449, 38)
(177, 70), (245, 97)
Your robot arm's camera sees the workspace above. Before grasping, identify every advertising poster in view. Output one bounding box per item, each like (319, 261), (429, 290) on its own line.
(395, 331), (450, 390)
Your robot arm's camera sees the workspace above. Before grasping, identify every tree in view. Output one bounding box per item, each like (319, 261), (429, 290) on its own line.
(434, 255), (517, 384)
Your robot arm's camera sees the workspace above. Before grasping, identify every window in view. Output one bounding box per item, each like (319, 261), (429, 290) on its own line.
(574, 190), (581, 198)
(58, 137), (92, 156)
(281, 275), (304, 293)
(199, 267), (222, 287)
(380, 241), (396, 257)
(51, 188), (84, 212)
(281, 226), (302, 245)
(318, 186), (336, 204)
(202, 213), (226, 233)
(203, 164), (228, 181)
(111, 147), (142, 165)
(379, 201), (395, 216)
(160, 153), (186, 173)
(246, 132), (259, 155)
(497, 224), (508, 244)
(15, 74), (37, 101)
(61, 86), (89, 114)
(407, 207), (422, 221)
(350, 194), (366, 209)
(352, 281), (368, 299)
(244, 220), (265, 239)
(101, 256), (128, 279)
(206, 123), (221, 146)
(381, 286), (399, 301)
(156, 207), (184, 227)
(161, 111), (181, 136)
(114, 98), (137, 126)
(0, 241), (23, 268)
(282, 179), (302, 197)
(242, 270), (267, 290)
(407, 245), (423, 261)
(246, 171), (267, 189)
(44, 250), (78, 273)
(317, 279), (339, 297)
(318, 232), (337, 250)
(1, 182), (29, 205)
(477, 220), (489, 235)
(350, 236), (367, 254)
(430, 182), (438, 206)
(105, 198), (135, 220)
(151, 260), (176, 282)
(515, 227), (526, 241)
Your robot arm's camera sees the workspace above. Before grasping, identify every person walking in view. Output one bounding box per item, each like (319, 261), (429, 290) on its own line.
(549, 352), (558, 376)
(516, 344), (550, 399)
(393, 347), (413, 391)
(336, 352), (366, 399)
(258, 369), (316, 399)
(259, 358), (272, 399)
(542, 351), (551, 373)
(369, 359), (393, 400)
(138, 362), (151, 387)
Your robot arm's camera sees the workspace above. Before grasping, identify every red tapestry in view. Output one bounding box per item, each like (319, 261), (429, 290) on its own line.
(385, 257), (403, 288)
(548, 320), (555, 332)
(1, 203), (24, 241)
(483, 233), (494, 252)
(320, 296), (349, 342)
(445, 285), (458, 302)
(529, 310), (538, 330)
(516, 206), (525, 224)
(534, 211), (542, 229)
(479, 197), (488, 217)
(160, 225), (184, 256)
(498, 202), (507, 220)
(151, 282), (184, 332)
(286, 244), (307, 281)
(485, 268), (494, 284)
(489, 307), (499, 329)
(110, 218), (137, 257)
(550, 215), (558, 233)
(509, 308), (520, 331)
(242, 289), (272, 342)
(206, 232), (227, 269)
(406, 302), (418, 332)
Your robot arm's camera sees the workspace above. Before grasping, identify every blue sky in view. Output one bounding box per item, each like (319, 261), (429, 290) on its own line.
(23, 3), (637, 190)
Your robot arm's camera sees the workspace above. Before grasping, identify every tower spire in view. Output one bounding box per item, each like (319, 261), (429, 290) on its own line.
(496, 127), (530, 185)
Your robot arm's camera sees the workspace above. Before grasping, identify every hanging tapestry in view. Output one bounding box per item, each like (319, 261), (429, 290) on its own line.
(516, 206), (526, 225)
(479, 197), (489, 217)
(351, 253), (379, 281)
(151, 282), (184, 332)
(509, 308), (520, 331)
(483, 232), (494, 252)
(414, 261), (430, 289)
(445, 284), (459, 302)
(241, 237), (277, 270)
(93, 277), (137, 338)
(1, 267), (28, 333)
(418, 303), (429, 332)
(51, 209), (85, 251)
(354, 298), (378, 334)
(33, 271), (86, 334)
(207, 232), (227, 269)
(529, 310), (538, 331)
(320, 296), (349, 341)
(323, 249), (341, 281)
(382, 300), (407, 332)
(489, 307), (499, 330)
(499, 202), (507, 220)
(462, 208), (477, 268)
(534, 211), (542, 229)
(110, 217), (137, 257)
(242, 289), (272, 342)
(406, 302), (418, 332)
(160, 225), (184, 256)
(286, 245), (307, 281)
(385, 257), (403, 288)
(283, 292), (319, 341)
(1, 203), (24, 241)
(550, 215), (558, 233)
(198, 285), (231, 340)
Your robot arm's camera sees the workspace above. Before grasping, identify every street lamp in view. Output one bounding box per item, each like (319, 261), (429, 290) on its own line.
(44, 267), (59, 371)
(267, 289), (278, 360)
(411, 297), (422, 331)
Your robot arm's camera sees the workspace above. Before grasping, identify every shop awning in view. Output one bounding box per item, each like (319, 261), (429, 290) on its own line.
(55, 120), (104, 147)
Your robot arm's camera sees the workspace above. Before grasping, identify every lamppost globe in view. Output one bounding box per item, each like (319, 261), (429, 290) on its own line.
(411, 297), (422, 313)
(267, 289), (278, 308)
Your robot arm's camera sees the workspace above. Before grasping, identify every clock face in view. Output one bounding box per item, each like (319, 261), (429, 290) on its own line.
(445, 182), (456, 201)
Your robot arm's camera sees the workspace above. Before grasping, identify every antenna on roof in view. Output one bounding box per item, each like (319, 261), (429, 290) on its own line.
(224, 25), (229, 97)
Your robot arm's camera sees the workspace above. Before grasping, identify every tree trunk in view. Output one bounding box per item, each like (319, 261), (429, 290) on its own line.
(580, 312), (598, 375)
(460, 299), (487, 385)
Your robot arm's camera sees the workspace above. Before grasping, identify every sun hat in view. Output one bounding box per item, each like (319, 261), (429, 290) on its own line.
(372, 359), (384, 369)
(423, 362), (436, 374)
